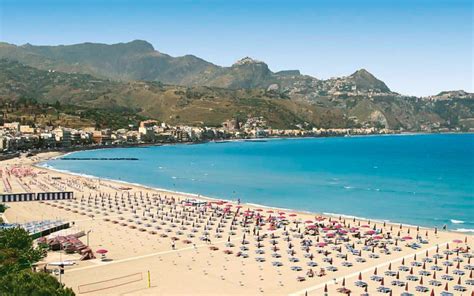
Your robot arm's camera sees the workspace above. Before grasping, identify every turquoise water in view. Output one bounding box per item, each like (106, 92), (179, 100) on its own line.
(44, 134), (474, 231)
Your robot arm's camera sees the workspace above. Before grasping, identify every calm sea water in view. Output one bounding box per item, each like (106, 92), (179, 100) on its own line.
(44, 134), (474, 231)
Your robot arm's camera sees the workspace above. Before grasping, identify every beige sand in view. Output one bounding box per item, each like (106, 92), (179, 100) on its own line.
(1, 152), (472, 295)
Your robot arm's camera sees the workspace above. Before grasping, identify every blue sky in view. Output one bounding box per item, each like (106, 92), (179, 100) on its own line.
(0, 0), (472, 96)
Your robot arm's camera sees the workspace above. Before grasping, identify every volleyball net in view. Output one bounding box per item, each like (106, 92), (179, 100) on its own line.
(77, 272), (143, 294)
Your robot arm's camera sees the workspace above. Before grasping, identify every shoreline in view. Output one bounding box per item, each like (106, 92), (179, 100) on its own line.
(2, 149), (472, 295)
(3, 130), (472, 162)
(30, 149), (473, 235)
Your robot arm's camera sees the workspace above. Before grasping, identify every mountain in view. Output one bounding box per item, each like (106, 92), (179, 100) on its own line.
(347, 69), (390, 92)
(1, 59), (473, 131)
(0, 40), (394, 98)
(429, 90), (474, 100)
(0, 40), (221, 83)
(0, 59), (348, 128)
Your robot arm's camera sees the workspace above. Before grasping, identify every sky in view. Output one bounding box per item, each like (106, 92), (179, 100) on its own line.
(0, 0), (472, 96)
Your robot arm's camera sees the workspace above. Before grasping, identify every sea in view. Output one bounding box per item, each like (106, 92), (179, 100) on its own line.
(43, 133), (474, 232)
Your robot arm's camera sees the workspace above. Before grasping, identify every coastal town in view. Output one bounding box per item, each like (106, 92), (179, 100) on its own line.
(0, 117), (394, 156)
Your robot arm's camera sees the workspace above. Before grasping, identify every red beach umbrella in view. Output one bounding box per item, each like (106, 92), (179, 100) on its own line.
(96, 249), (108, 254)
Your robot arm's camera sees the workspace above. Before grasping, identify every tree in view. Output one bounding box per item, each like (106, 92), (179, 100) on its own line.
(0, 227), (45, 274)
(0, 203), (6, 213)
(0, 227), (74, 294)
(0, 269), (74, 296)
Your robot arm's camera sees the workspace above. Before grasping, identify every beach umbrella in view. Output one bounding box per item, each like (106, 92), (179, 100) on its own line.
(324, 284), (328, 293)
(388, 263), (392, 270)
(373, 267), (378, 275)
(420, 276), (423, 285)
(96, 249), (108, 254)
(444, 282), (448, 291)
(405, 282), (408, 291)
(358, 272), (362, 280)
(430, 289), (434, 296)
(342, 277), (345, 286)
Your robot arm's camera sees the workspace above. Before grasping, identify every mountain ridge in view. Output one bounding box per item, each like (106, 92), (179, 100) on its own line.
(0, 40), (397, 97)
(0, 59), (472, 131)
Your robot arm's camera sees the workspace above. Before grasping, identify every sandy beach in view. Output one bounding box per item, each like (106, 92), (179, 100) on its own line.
(1, 152), (472, 295)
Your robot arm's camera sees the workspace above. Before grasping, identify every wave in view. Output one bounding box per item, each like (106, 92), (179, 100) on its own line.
(36, 162), (234, 202)
(322, 212), (431, 229)
(323, 212), (388, 223)
(454, 228), (474, 233)
(450, 219), (464, 224)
